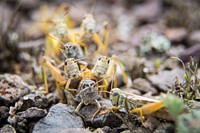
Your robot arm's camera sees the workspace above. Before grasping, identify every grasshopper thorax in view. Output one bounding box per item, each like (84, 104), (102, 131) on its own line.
(77, 79), (98, 105)
(92, 56), (110, 77)
(64, 58), (80, 78)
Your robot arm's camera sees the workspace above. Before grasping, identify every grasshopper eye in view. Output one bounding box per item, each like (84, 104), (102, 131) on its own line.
(107, 60), (110, 64)
(72, 46), (76, 50)
(98, 57), (103, 61)
(64, 60), (68, 65)
(90, 82), (95, 87)
(112, 92), (118, 97)
(83, 84), (89, 88)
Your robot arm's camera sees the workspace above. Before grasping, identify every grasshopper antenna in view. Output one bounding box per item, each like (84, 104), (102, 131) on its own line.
(58, 48), (68, 59)
(69, 1), (86, 15)
(59, 4), (70, 19)
(90, 0), (96, 14)
(93, 75), (112, 87)
(46, 33), (65, 48)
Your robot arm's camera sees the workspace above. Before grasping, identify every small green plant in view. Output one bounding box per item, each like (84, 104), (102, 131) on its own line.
(177, 110), (200, 133)
(170, 57), (200, 101)
(140, 32), (171, 56)
(163, 94), (185, 120)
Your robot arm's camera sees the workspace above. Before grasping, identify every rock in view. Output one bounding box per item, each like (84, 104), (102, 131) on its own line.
(132, 78), (157, 94)
(121, 87), (141, 95)
(153, 123), (174, 133)
(9, 91), (49, 114)
(20, 0), (39, 10)
(133, 0), (162, 22)
(17, 107), (47, 120)
(164, 28), (187, 42)
(94, 126), (128, 133)
(188, 31), (200, 45)
(80, 98), (123, 128)
(167, 45), (185, 58)
(8, 107), (47, 133)
(148, 68), (184, 91)
(0, 74), (31, 106)
(144, 116), (160, 131)
(0, 106), (9, 123)
(118, 50), (145, 80)
(60, 128), (91, 133)
(179, 44), (200, 63)
(94, 128), (107, 133)
(0, 124), (16, 133)
(133, 127), (152, 133)
(33, 103), (84, 133)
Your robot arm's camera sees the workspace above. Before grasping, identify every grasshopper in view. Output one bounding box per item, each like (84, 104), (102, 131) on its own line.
(41, 56), (87, 101)
(91, 55), (130, 96)
(41, 55), (108, 101)
(68, 1), (109, 56)
(102, 88), (164, 125)
(42, 34), (87, 94)
(74, 79), (102, 121)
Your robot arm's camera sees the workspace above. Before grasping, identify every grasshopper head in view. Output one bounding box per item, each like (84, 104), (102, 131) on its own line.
(64, 43), (77, 58)
(110, 88), (121, 106)
(81, 14), (96, 34)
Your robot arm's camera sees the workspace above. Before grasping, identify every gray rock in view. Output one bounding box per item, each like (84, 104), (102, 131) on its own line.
(133, 127), (152, 133)
(0, 74), (31, 106)
(153, 123), (174, 133)
(8, 107), (47, 133)
(17, 107), (47, 120)
(0, 106), (9, 123)
(33, 103), (84, 133)
(132, 78), (157, 94)
(80, 98), (123, 128)
(148, 68), (184, 91)
(133, 0), (162, 22)
(60, 128), (91, 133)
(121, 87), (141, 95)
(144, 116), (160, 131)
(179, 44), (200, 63)
(10, 91), (49, 114)
(118, 50), (145, 80)
(164, 28), (187, 42)
(0, 125), (16, 133)
(188, 31), (200, 46)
